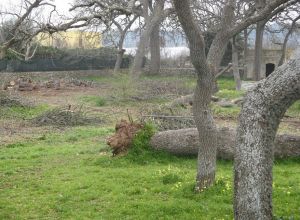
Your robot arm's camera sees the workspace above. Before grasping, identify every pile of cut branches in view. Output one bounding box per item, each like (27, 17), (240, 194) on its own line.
(0, 92), (32, 107)
(31, 105), (102, 127)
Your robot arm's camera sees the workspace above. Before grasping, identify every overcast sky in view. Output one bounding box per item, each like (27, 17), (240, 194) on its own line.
(0, 0), (73, 15)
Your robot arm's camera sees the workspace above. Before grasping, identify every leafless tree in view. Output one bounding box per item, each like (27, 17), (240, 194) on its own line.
(276, 8), (300, 66)
(0, 0), (95, 60)
(130, 0), (174, 77)
(252, 1), (300, 80)
(173, 0), (299, 191)
(70, 0), (141, 74)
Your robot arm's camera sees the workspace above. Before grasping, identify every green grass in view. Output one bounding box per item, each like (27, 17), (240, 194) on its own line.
(216, 89), (245, 100)
(212, 104), (241, 118)
(80, 74), (300, 120)
(80, 96), (106, 107)
(217, 77), (237, 90)
(0, 104), (49, 120)
(0, 126), (299, 219)
(286, 101), (300, 118)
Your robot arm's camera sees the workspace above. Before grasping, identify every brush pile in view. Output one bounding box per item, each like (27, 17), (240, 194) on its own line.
(0, 92), (32, 107)
(31, 105), (102, 126)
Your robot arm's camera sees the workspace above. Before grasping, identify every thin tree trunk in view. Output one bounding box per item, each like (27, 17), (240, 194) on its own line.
(253, 20), (266, 81)
(173, 0), (218, 191)
(0, 45), (9, 59)
(243, 29), (249, 77)
(130, 0), (165, 77)
(149, 23), (161, 74)
(278, 33), (290, 67)
(130, 29), (150, 76)
(112, 16), (138, 74)
(24, 43), (38, 61)
(278, 15), (300, 66)
(234, 57), (300, 219)
(232, 36), (241, 90)
(114, 32), (127, 74)
(0, 48), (6, 59)
(114, 49), (125, 74)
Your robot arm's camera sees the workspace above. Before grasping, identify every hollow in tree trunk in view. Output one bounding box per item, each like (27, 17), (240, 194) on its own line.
(234, 57), (300, 219)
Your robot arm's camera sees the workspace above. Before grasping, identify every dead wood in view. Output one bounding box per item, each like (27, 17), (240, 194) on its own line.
(106, 120), (144, 156)
(150, 127), (300, 159)
(31, 105), (102, 127)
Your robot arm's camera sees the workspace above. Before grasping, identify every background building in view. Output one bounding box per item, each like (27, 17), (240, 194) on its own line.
(36, 31), (102, 49)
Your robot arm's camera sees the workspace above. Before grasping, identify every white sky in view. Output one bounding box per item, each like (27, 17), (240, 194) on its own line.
(0, 0), (73, 16)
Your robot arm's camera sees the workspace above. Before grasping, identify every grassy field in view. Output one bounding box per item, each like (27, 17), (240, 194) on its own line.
(0, 72), (299, 219)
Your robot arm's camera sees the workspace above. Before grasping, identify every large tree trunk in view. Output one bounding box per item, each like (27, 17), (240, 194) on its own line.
(150, 127), (300, 159)
(130, 0), (165, 77)
(174, 0), (236, 191)
(114, 31), (127, 74)
(149, 23), (161, 74)
(253, 20), (266, 81)
(173, 0), (218, 191)
(234, 57), (300, 219)
(232, 36), (241, 90)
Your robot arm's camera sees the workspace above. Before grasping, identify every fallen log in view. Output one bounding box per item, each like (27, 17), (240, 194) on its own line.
(150, 127), (300, 159)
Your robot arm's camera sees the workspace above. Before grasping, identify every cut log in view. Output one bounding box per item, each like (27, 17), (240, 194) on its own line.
(150, 127), (300, 159)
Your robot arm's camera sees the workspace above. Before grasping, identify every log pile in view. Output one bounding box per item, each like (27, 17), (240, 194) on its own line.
(2, 77), (38, 91)
(150, 127), (300, 159)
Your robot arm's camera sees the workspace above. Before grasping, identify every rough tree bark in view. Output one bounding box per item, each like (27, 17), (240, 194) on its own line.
(253, 20), (266, 81)
(173, 0), (299, 191)
(232, 36), (242, 90)
(149, 23), (161, 74)
(174, 0), (236, 190)
(173, 0), (219, 190)
(234, 56), (300, 219)
(150, 127), (300, 159)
